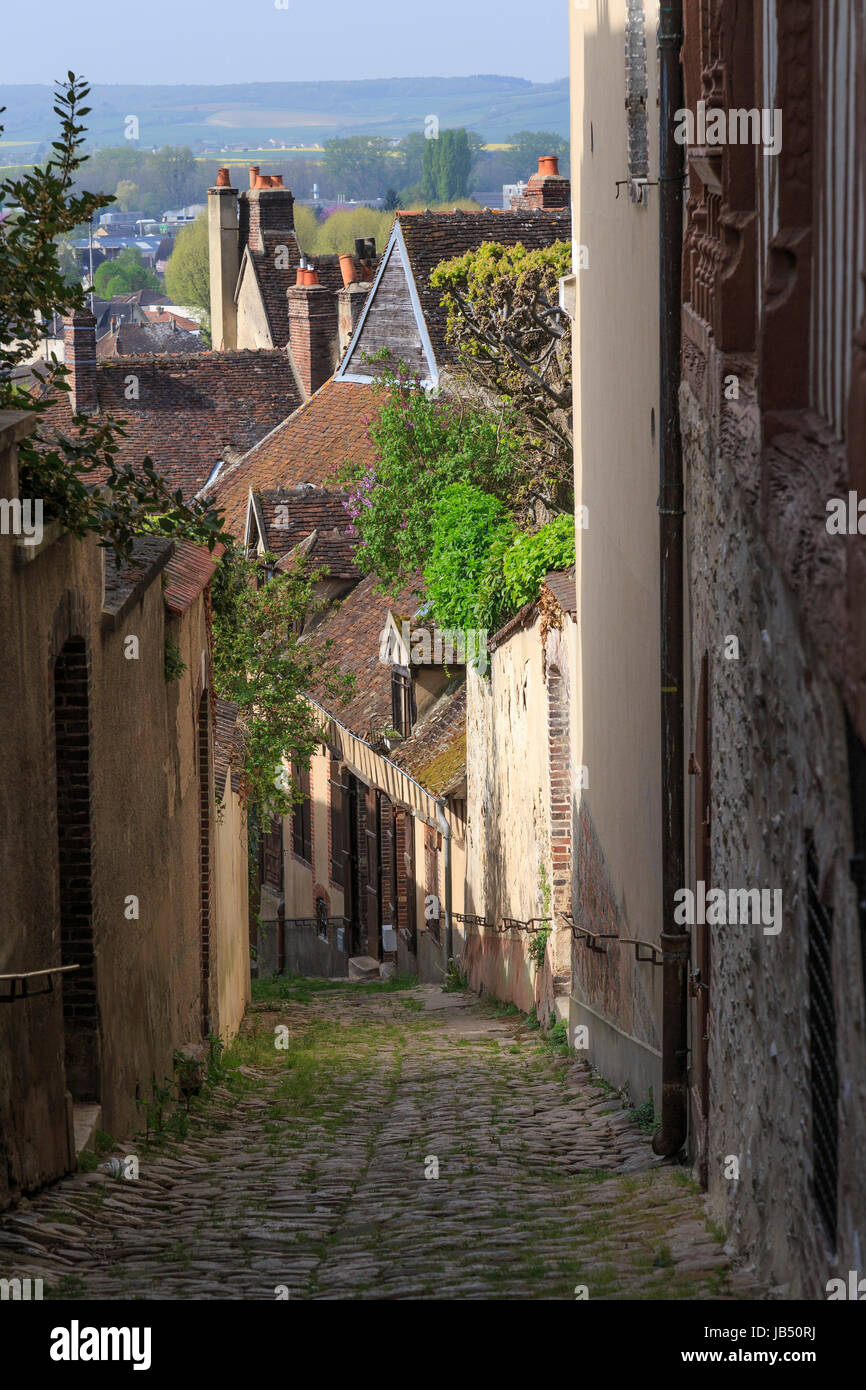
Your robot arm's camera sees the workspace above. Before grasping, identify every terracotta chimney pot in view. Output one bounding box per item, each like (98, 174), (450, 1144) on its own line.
(538, 155), (560, 178)
(249, 166), (260, 188)
(271, 174), (284, 188)
(339, 253), (359, 287)
(216, 167), (231, 187)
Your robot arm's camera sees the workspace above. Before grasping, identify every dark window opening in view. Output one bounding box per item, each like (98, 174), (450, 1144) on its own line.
(330, 756), (345, 886)
(291, 761), (313, 864)
(316, 897), (329, 941)
(55, 638), (100, 1102)
(391, 670), (414, 737)
(807, 839), (839, 1249)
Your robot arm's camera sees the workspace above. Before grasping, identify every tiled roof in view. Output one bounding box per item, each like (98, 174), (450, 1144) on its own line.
(39, 350), (302, 499)
(210, 378), (378, 538)
(101, 536), (174, 628)
(276, 528), (361, 582)
(96, 323), (205, 357)
(304, 573), (425, 737)
(488, 565), (578, 651)
(397, 207), (571, 364)
(542, 566), (577, 617)
(163, 540), (223, 615)
(214, 697), (243, 796)
(391, 680), (467, 798)
(255, 487), (350, 552)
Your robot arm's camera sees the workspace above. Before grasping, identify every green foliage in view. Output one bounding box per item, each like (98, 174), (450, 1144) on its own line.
(424, 483), (514, 631)
(422, 128), (472, 203)
(1, 77), (230, 567)
(210, 547), (351, 816)
(335, 364), (526, 595)
(164, 637), (186, 684)
(501, 513), (575, 610)
(526, 1005), (541, 1031)
(548, 1016), (569, 1050)
(70, 144), (201, 219)
(322, 135), (392, 200)
(431, 239), (574, 502)
(528, 924), (551, 967)
(92, 246), (160, 298)
(302, 204), (394, 256)
(627, 1095), (660, 1135)
(164, 212), (210, 317)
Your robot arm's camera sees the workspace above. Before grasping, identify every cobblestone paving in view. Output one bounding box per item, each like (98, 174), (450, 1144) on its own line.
(0, 981), (763, 1301)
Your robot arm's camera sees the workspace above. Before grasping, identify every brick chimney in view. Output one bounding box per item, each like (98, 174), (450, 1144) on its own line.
(287, 271), (339, 397)
(511, 155), (571, 211)
(207, 169), (239, 351)
(337, 282), (370, 355)
(63, 310), (98, 413)
(240, 178), (297, 256)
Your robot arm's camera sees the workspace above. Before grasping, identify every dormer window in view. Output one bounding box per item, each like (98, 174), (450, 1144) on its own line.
(391, 668), (414, 737)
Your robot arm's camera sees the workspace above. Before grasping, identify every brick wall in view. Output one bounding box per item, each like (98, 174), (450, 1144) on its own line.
(54, 636), (100, 1101)
(287, 286), (339, 397)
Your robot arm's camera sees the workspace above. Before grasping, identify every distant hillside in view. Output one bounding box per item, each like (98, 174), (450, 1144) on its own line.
(0, 75), (569, 154)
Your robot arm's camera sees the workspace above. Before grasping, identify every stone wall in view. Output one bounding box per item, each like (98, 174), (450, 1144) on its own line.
(0, 414), (248, 1206)
(681, 378), (866, 1297)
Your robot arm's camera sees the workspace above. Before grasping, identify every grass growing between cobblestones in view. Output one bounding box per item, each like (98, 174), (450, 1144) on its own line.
(0, 983), (755, 1302)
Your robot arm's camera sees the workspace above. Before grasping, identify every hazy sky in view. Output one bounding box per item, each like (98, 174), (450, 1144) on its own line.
(1, 0), (569, 86)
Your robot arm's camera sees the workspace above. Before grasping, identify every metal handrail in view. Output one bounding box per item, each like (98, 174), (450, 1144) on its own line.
(558, 913), (663, 966)
(0, 963), (80, 1003)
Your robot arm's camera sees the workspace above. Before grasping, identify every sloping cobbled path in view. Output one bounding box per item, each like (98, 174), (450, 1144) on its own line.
(0, 982), (763, 1300)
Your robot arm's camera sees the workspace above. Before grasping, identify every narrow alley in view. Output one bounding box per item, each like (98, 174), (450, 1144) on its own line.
(0, 980), (757, 1301)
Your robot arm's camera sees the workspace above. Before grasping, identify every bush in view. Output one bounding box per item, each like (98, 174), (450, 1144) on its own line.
(424, 483), (514, 631)
(501, 514), (575, 611)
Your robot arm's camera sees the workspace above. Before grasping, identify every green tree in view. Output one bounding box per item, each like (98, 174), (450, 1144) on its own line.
(504, 129), (570, 180)
(0, 75), (227, 565)
(322, 136), (391, 201)
(422, 128), (471, 204)
(114, 178), (140, 211)
(164, 213), (209, 316)
(431, 239), (574, 504)
(335, 363), (526, 593)
(211, 548), (352, 815)
(92, 246), (160, 297)
(424, 482), (514, 631)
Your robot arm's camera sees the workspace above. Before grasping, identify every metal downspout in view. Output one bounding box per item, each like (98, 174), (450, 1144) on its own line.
(653, 0), (689, 1158)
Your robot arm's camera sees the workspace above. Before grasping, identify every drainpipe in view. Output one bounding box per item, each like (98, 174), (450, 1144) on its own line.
(653, 0), (689, 1159)
(436, 800), (453, 966)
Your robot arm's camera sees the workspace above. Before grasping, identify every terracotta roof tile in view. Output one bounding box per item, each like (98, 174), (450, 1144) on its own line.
(38, 350), (302, 499)
(210, 378), (379, 538)
(304, 573), (425, 738)
(163, 540), (223, 615)
(391, 681), (467, 797)
(214, 697), (243, 796)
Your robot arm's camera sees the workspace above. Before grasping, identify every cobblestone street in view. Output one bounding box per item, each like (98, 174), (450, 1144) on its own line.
(0, 981), (760, 1301)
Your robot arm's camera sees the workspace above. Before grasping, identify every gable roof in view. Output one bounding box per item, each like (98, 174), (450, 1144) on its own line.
(38, 350), (302, 499)
(304, 573), (425, 738)
(163, 540), (223, 616)
(391, 680), (467, 798)
(338, 206), (571, 385)
(209, 378), (379, 539)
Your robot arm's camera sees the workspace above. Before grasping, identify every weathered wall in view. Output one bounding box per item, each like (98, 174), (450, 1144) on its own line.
(212, 770), (251, 1040)
(682, 377), (866, 1297)
(464, 614), (574, 1019)
(0, 414), (243, 1204)
(568, 0), (664, 1104)
(236, 262), (275, 352)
